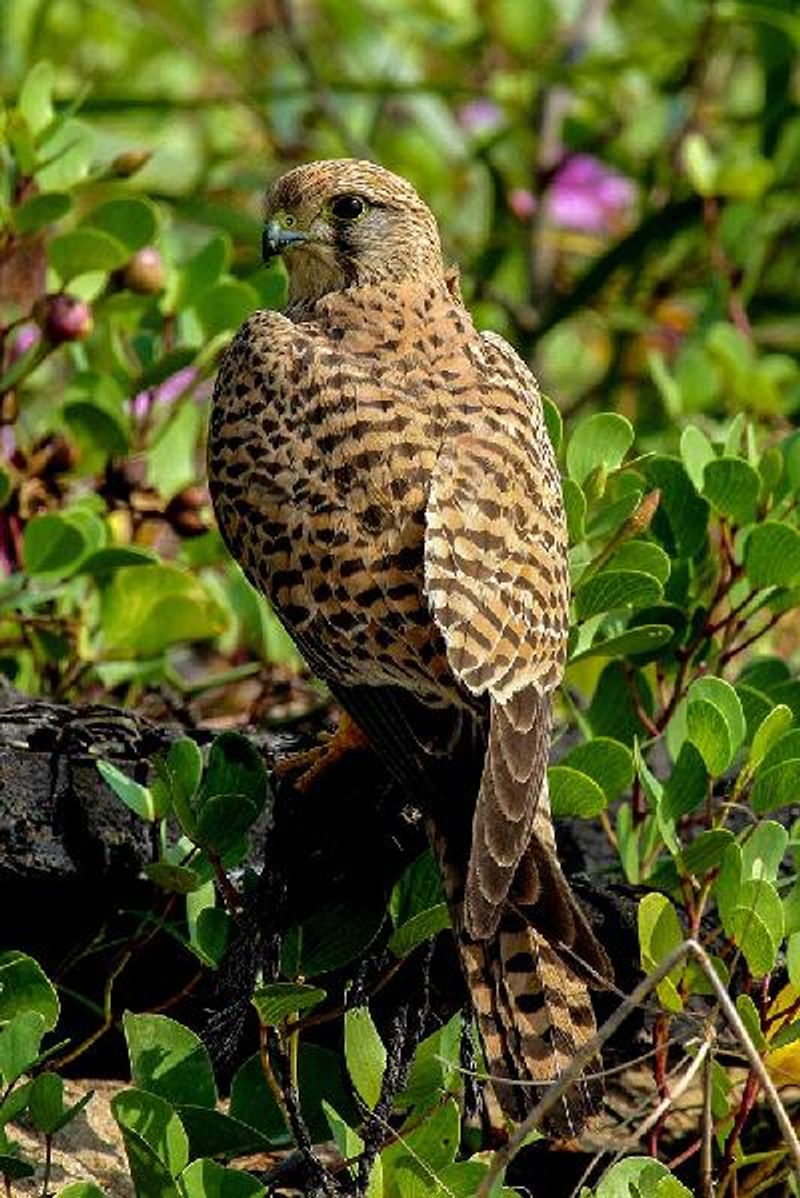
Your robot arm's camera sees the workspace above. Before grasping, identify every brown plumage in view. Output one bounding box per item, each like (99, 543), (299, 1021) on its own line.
(208, 159), (612, 1136)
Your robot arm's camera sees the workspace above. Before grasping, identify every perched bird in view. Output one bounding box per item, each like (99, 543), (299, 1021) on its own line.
(208, 159), (612, 1136)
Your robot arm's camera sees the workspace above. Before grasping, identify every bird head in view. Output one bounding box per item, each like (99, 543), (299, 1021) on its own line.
(263, 159), (445, 304)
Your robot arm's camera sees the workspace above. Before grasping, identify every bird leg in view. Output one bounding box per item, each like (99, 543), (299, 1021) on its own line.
(274, 711), (370, 793)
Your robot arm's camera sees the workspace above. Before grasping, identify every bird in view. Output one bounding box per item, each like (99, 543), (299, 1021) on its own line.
(208, 159), (613, 1137)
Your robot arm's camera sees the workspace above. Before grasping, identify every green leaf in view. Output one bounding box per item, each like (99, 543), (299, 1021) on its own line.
(541, 395), (562, 455)
(745, 522), (800, 588)
(18, 61), (55, 136)
(601, 540), (670, 585)
(284, 901), (385, 977)
(642, 456), (709, 558)
(588, 661), (654, 744)
(562, 477), (586, 543)
(570, 623), (674, 662)
(193, 280), (259, 338)
(49, 228), (130, 282)
(190, 908), (229, 968)
(638, 894), (684, 1012)
(585, 488), (642, 540)
(100, 564), (227, 656)
(741, 821), (788, 882)
(679, 829), (734, 877)
(123, 1013), (217, 1108)
(716, 842), (742, 938)
(752, 759), (800, 815)
(112, 1087), (187, 1183)
(381, 1097), (460, 1185)
(195, 793), (258, 854)
(86, 197), (158, 252)
(177, 1106), (273, 1159)
(575, 570), (662, 619)
(751, 705), (794, 770)
(28, 1072), (64, 1134)
(15, 192), (71, 234)
(180, 1158), (266, 1198)
(199, 732), (269, 813)
(56, 1185), (107, 1197)
(391, 851), (445, 927)
(596, 1156), (672, 1198)
(566, 413), (634, 486)
(395, 1015), (462, 1113)
(548, 765), (607, 817)
(0, 1012), (45, 1086)
(663, 743), (707, 821)
(0, 953), (59, 1030)
(251, 983), (326, 1026)
(732, 877), (783, 976)
(560, 738), (633, 801)
(686, 676), (745, 775)
(143, 862), (202, 894)
(389, 905), (451, 957)
(170, 235), (231, 312)
(680, 426), (715, 491)
(78, 546), (157, 575)
(22, 514), (87, 578)
(345, 1007), (386, 1109)
(97, 760), (154, 821)
(230, 1045), (357, 1145)
(702, 457), (760, 525)
(736, 994), (767, 1053)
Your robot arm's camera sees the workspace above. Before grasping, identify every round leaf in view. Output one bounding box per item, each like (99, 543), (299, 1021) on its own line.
(746, 522), (800, 588)
(576, 570), (662, 619)
(702, 457), (760, 525)
(566, 413), (634, 485)
(86, 197), (158, 252)
(548, 765), (607, 817)
(49, 228), (130, 281)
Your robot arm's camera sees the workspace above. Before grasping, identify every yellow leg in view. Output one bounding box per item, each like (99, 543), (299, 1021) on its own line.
(274, 711), (370, 793)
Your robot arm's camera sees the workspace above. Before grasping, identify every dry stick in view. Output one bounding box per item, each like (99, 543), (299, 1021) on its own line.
(475, 939), (800, 1198)
(701, 1046), (714, 1198)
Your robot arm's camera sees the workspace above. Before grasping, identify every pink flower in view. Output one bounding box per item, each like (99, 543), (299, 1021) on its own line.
(131, 365), (198, 420)
(10, 324), (40, 360)
(457, 99), (502, 135)
(547, 154), (636, 235)
(508, 188), (537, 221)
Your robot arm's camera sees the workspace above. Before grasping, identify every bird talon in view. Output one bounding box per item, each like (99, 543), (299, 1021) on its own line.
(274, 713), (369, 793)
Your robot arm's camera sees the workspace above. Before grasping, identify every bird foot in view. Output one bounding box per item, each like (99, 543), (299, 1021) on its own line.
(274, 712), (370, 793)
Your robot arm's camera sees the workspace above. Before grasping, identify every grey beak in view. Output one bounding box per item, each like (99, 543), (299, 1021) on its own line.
(262, 220), (309, 262)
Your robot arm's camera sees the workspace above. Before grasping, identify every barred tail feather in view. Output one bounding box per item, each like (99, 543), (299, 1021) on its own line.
(460, 919), (603, 1137)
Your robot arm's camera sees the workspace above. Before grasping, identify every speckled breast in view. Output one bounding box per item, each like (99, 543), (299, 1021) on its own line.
(208, 300), (466, 699)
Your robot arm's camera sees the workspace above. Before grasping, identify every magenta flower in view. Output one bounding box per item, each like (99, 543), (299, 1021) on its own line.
(131, 365), (198, 420)
(547, 154), (636, 235)
(10, 324), (40, 360)
(508, 188), (537, 221)
(457, 99), (502, 135)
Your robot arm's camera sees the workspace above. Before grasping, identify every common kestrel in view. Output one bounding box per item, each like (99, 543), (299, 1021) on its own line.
(208, 159), (612, 1136)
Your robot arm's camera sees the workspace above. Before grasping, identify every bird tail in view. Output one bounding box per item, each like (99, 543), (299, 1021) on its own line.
(458, 912), (604, 1137)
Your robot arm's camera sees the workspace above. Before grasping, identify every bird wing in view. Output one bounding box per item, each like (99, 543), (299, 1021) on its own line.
(424, 330), (571, 939)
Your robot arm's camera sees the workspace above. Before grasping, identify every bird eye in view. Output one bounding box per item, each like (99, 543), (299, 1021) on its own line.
(330, 194), (366, 221)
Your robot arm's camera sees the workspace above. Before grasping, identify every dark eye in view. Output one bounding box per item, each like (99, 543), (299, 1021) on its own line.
(330, 194), (366, 221)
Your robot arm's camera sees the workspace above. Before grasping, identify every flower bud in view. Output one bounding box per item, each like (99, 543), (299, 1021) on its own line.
(34, 294), (94, 343)
(123, 247), (165, 294)
(110, 149), (152, 178)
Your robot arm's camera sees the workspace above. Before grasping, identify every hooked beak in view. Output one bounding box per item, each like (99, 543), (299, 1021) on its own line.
(262, 219), (310, 262)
